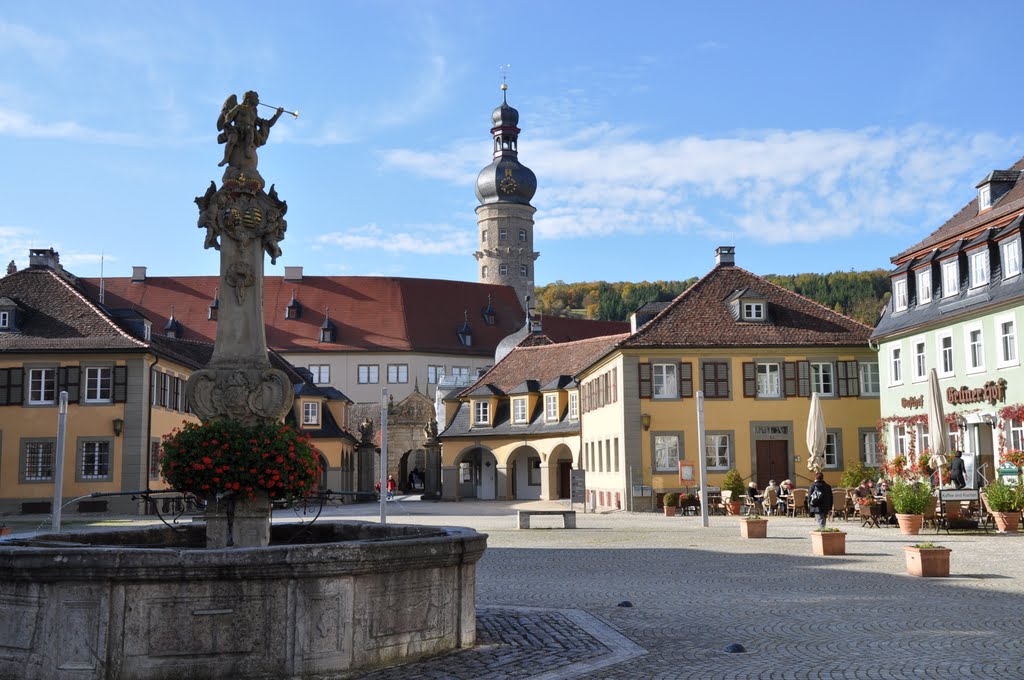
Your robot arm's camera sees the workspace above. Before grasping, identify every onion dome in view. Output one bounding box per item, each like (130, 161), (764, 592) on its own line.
(476, 84), (536, 206)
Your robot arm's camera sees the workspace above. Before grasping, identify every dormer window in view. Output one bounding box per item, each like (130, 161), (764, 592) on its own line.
(457, 311), (472, 346)
(164, 307), (181, 339)
(916, 269), (932, 304)
(892, 277), (908, 311)
(969, 250), (989, 289)
(941, 260), (959, 297)
(143, 321), (152, 341)
(743, 302), (765, 320)
(1003, 239), (1022, 278)
(0, 297), (18, 332)
(302, 401), (320, 426)
(285, 289), (302, 320)
(208, 289), (219, 321)
(319, 307), (336, 343)
(481, 295), (496, 326)
(473, 400), (490, 425)
(0, 310), (9, 328)
(979, 185), (992, 211)
(512, 397), (528, 423)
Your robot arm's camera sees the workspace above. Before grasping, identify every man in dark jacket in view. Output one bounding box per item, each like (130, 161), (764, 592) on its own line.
(949, 451), (967, 489)
(808, 472), (834, 529)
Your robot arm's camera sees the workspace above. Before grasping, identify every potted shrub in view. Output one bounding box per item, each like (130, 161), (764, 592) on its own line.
(984, 479), (1023, 533)
(740, 514), (768, 538)
(810, 527), (846, 555)
(890, 477), (934, 535)
(662, 492), (679, 517)
(840, 461), (871, 490)
(904, 542), (951, 577)
(722, 468), (745, 515)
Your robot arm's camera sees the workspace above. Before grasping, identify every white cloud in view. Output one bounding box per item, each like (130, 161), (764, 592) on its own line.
(317, 223), (473, 255)
(0, 107), (143, 144)
(382, 124), (1019, 245)
(0, 21), (68, 64)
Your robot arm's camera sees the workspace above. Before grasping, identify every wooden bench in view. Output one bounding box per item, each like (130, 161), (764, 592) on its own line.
(517, 509), (577, 529)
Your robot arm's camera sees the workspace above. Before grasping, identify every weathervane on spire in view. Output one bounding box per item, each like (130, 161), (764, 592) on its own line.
(499, 64), (511, 99)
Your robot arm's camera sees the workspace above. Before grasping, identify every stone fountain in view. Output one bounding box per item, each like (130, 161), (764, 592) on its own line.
(0, 91), (485, 680)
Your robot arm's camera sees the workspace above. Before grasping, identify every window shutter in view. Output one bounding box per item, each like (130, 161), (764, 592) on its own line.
(114, 365), (128, 403)
(9, 367), (23, 404)
(679, 362), (693, 398)
(612, 368), (617, 403)
(845, 360), (860, 396)
(58, 367), (68, 395)
(66, 366), (80, 403)
(797, 360), (811, 397)
(783, 362), (797, 397)
(743, 362), (756, 398)
(175, 377), (185, 411)
(0, 368), (8, 405)
(639, 362), (652, 399)
(837, 361), (849, 397)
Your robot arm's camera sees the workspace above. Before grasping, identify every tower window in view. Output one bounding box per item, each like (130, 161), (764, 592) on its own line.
(499, 228), (508, 241)
(481, 230), (487, 242)
(499, 264), (508, 276)
(519, 229), (527, 241)
(481, 266), (488, 278)
(520, 264), (528, 277)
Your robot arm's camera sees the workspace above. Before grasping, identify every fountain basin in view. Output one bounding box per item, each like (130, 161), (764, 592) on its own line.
(0, 521), (486, 679)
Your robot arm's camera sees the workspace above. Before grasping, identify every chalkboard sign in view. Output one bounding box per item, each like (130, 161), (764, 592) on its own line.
(570, 470), (586, 504)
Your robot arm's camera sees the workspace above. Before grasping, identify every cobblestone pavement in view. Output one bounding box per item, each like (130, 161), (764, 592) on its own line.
(10, 499), (1022, 678)
(313, 498), (1024, 679)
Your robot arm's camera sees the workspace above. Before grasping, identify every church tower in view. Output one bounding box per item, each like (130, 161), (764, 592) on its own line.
(474, 84), (538, 311)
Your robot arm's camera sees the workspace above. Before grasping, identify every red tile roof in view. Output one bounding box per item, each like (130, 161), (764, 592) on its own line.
(618, 264), (873, 349)
(461, 332), (629, 395)
(81, 276), (625, 355)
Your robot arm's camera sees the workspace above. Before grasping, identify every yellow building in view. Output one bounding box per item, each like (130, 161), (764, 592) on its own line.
(0, 250), (357, 516)
(439, 333), (625, 501)
(577, 247), (880, 511)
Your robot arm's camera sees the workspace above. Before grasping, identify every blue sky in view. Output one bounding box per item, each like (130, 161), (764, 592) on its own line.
(2, 1), (1023, 285)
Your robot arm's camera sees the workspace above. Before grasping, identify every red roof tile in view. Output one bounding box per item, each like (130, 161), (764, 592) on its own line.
(461, 332), (629, 395)
(619, 264), (873, 349)
(82, 276), (624, 355)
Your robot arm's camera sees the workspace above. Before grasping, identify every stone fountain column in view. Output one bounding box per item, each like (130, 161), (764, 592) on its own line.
(185, 91), (294, 548)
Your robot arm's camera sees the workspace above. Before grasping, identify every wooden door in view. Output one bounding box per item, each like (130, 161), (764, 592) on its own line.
(755, 440), (788, 490)
(558, 462), (572, 498)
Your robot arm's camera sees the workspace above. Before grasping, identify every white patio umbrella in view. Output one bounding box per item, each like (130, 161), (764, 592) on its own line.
(807, 392), (827, 473)
(927, 368), (949, 485)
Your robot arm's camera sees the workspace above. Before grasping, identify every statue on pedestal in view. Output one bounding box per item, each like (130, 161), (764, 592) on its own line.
(187, 91), (294, 427)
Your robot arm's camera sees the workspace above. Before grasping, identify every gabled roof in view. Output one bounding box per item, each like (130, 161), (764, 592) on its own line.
(81, 275), (627, 355)
(895, 155), (1024, 261)
(618, 264), (873, 349)
(0, 268), (147, 353)
(459, 332), (629, 397)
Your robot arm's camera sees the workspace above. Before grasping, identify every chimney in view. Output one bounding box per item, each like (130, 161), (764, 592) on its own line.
(284, 266), (303, 281)
(715, 246), (735, 267)
(28, 248), (60, 271)
(131, 266), (147, 282)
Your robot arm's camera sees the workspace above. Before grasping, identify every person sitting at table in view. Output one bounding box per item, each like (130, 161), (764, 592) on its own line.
(779, 479), (793, 498)
(876, 479), (891, 495)
(763, 479), (783, 514)
(746, 481), (761, 513)
(854, 479), (873, 499)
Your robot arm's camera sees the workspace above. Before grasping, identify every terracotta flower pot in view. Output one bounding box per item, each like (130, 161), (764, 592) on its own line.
(741, 519), (768, 539)
(992, 511), (1021, 534)
(664, 506), (678, 517)
(810, 531), (846, 555)
(904, 546), (951, 577)
(895, 513), (924, 535)
(726, 501), (743, 516)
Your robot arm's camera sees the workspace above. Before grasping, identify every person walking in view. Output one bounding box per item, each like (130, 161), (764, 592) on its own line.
(386, 475), (397, 500)
(949, 451), (967, 489)
(808, 472), (834, 529)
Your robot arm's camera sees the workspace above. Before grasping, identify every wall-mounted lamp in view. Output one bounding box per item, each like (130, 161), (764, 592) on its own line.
(641, 413), (651, 431)
(112, 418), (124, 437)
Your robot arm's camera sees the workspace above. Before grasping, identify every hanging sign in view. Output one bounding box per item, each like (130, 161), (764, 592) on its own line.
(679, 461), (695, 482)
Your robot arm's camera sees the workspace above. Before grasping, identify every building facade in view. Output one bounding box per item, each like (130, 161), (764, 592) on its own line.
(871, 158), (1024, 486)
(578, 247), (880, 511)
(439, 333), (625, 501)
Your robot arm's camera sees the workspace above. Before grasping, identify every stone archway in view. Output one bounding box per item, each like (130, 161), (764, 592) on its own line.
(548, 444), (574, 500)
(507, 445), (542, 500)
(399, 448), (426, 493)
(453, 447), (498, 500)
